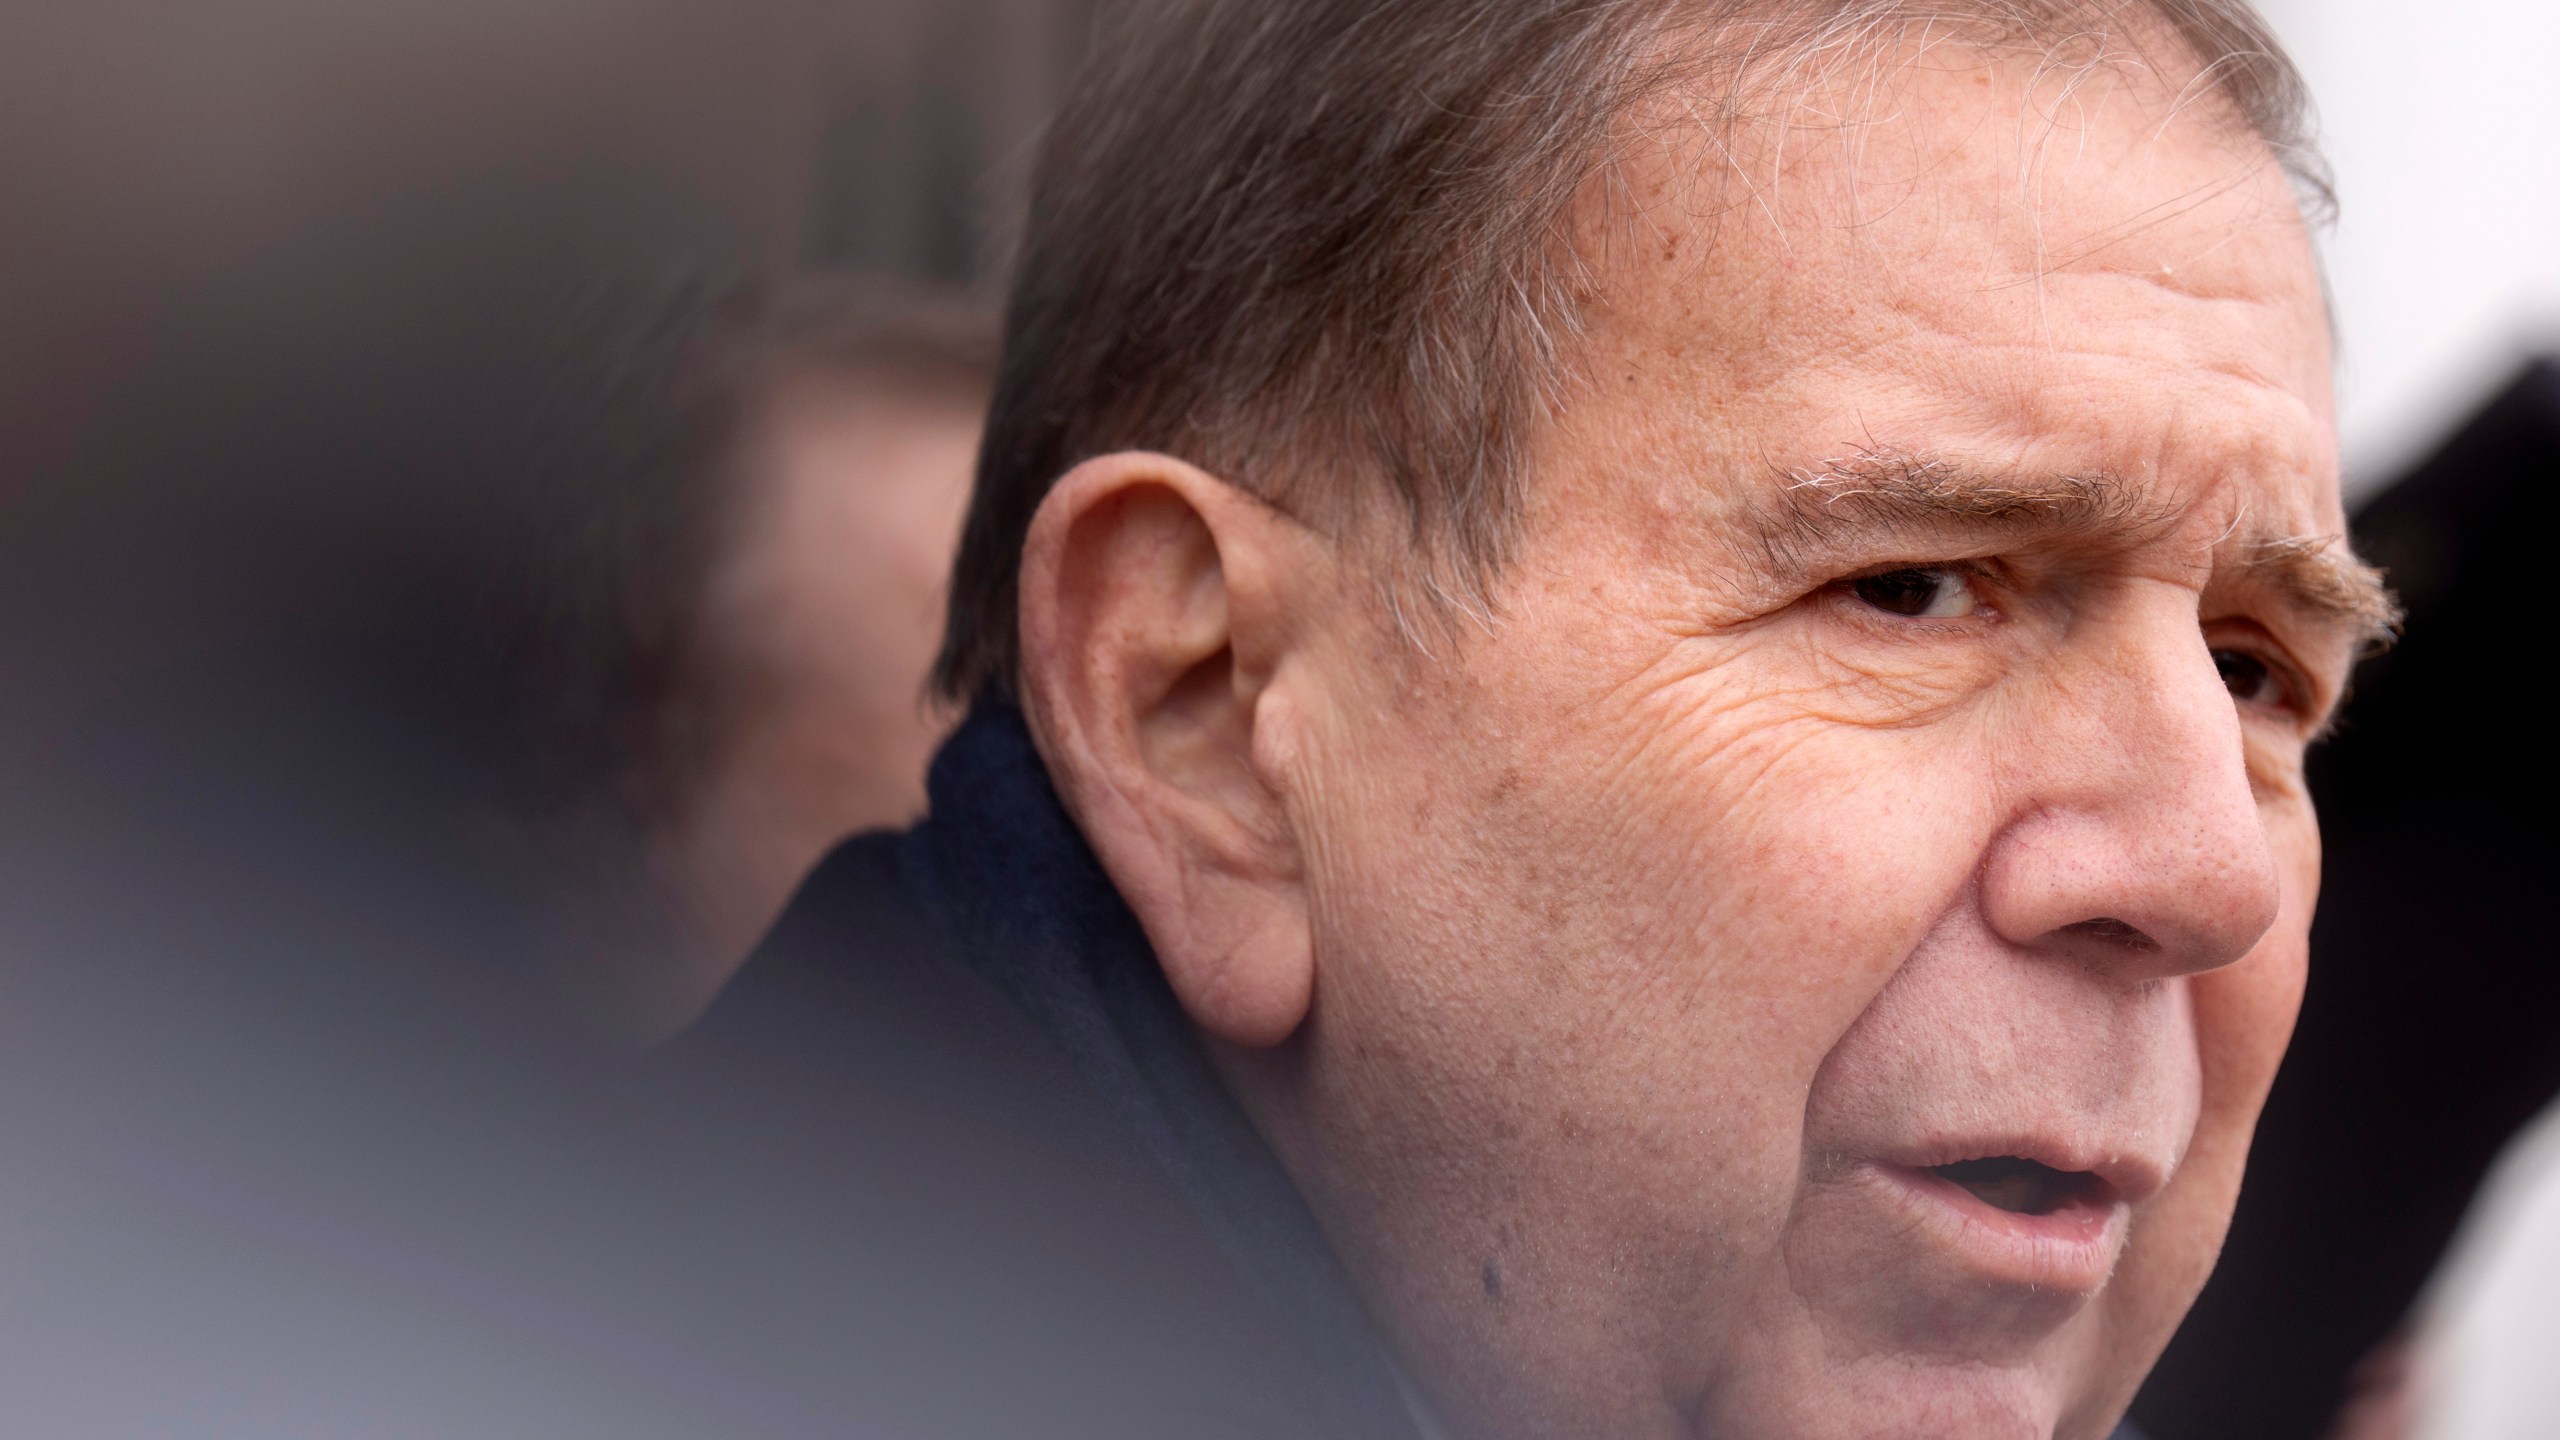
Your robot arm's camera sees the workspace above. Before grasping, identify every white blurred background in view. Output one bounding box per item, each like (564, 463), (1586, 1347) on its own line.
(2256, 0), (2560, 497)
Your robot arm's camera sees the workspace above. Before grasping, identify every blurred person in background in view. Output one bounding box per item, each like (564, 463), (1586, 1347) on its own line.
(0, 0), (1064, 1433)
(540, 279), (994, 1040)
(663, 1), (2400, 1437)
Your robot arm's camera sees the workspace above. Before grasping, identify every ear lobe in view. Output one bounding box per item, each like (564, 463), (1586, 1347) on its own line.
(1015, 452), (1318, 1049)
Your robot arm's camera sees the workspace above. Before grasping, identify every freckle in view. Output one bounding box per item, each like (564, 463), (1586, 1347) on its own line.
(1482, 1260), (1504, 1301)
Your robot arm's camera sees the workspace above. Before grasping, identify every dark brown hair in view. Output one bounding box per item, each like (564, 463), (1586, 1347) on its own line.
(933, 0), (2325, 701)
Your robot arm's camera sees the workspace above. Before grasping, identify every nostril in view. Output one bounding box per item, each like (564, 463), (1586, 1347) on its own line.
(1976, 804), (2279, 979)
(2060, 917), (2160, 952)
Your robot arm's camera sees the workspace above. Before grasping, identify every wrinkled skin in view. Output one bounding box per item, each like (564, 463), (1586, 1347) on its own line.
(1016, 38), (2389, 1440)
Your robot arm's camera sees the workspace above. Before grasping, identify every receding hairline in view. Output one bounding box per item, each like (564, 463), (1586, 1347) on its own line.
(1591, 7), (2315, 228)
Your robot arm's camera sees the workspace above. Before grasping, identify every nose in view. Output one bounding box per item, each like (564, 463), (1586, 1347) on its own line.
(1976, 596), (2283, 981)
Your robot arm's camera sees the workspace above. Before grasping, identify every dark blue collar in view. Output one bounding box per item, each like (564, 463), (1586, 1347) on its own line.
(898, 699), (1415, 1435)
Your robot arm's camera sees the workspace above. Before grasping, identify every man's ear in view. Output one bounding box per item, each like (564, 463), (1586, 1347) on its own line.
(1015, 452), (1322, 1049)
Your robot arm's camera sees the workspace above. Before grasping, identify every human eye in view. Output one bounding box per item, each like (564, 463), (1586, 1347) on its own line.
(2205, 636), (2315, 725)
(2211, 647), (2282, 706)
(1840, 565), (1985, 620)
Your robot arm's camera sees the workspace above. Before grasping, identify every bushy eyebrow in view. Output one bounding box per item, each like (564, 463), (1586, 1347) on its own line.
(1754, 450), (2183, 567)
(1751, 449), (2402, 651)
(2238, 534), (2404, 654)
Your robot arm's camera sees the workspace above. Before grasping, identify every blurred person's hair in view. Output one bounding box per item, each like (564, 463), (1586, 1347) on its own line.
(524, 273), (994, 861)
(934, 0), (2326, 701)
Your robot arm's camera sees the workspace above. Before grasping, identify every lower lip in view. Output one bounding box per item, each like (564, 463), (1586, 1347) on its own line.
(1867, 1163), (2129, 1293)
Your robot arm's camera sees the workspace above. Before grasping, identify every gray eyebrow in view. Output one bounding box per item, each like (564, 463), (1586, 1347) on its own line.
(1747, 449), (2402, 649)
(2239, 534), (2404, 654)
(1752, 449), (2183, 568)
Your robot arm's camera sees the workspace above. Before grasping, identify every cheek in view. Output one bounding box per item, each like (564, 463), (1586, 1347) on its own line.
(1353, 637), (1995, 1070)
(2189, 805), (2317, 1137)
(1290, 603), (2011, 1353)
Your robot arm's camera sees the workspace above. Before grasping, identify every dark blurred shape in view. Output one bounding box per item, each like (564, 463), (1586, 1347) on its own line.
(805, 0), (1100, 283)
(640, 703), (1424, 1438)
(0, 4), (805, 1427)
(0, 3), (1082, 1431)
(2133, 358), (2560, 1440)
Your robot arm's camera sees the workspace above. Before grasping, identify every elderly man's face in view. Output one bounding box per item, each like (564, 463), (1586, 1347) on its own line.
(1213, 50), (2377, 1440)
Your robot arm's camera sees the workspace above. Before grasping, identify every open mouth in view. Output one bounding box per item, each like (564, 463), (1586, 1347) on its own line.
(1927, 1156), (2108, 1217)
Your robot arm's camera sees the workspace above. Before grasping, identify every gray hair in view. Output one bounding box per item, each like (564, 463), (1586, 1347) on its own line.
(932, 0), (2325, 701)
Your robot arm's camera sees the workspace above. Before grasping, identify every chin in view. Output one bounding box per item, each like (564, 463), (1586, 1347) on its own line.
(1703, 1359), (2077, 1440)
